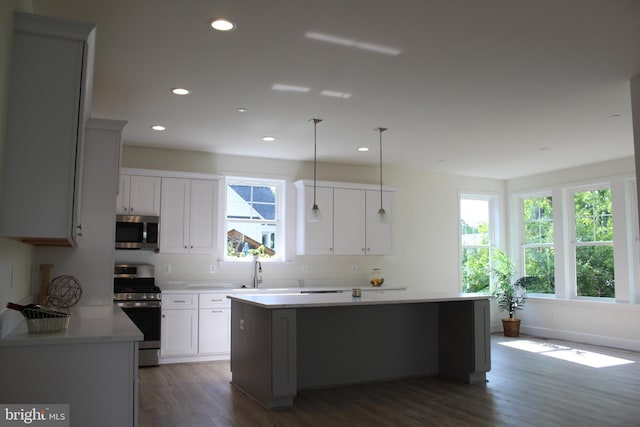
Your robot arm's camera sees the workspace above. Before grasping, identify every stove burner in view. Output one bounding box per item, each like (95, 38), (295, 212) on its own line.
(114, 277), (161, 301)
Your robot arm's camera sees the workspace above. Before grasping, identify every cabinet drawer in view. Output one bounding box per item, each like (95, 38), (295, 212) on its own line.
(163, 293), (198, 309)
(199, 293), (231, 309)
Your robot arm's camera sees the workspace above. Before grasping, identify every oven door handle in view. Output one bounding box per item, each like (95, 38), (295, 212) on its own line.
(115, 301), (161, 309)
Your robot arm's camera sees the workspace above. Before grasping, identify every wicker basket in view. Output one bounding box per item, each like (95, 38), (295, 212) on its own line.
(23, 307), (70, 334)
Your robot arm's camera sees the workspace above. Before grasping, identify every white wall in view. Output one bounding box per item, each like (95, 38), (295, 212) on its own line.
(121, 146), (640, 351)
(120, 146), (506, 293)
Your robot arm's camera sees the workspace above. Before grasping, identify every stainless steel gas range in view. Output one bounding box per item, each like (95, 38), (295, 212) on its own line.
(113, 264), (161, 367)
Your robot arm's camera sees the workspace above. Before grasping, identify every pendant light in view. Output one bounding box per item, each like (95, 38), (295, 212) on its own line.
(309, 118), (323, 222)
(375, 127), (387, 216)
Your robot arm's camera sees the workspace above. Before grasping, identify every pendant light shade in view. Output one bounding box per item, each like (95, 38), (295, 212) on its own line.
(375, 127), (387, 217)
(309, 118), (323, 222)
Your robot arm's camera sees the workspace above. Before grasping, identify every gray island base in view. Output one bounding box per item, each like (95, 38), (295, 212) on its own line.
(229, 291), (491, 409)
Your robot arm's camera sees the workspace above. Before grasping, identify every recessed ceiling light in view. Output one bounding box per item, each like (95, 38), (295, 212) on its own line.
(272, 83), (311, 93)
(321, 90), (352, 99)
(209, 18), (236, 31)
(261, 136), (275, 142)
(171, 87), (190, 95)
(237, 107), (248, 113)
(358, 147), (369, 152)
(151, 125), (166, 131)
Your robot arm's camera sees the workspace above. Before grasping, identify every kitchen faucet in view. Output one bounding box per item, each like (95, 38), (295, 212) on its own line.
(253, 258), (262, 288)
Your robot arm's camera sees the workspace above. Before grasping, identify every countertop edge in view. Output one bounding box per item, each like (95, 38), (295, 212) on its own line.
(228, 292), (490, 309)
(0, 305), (143, 347)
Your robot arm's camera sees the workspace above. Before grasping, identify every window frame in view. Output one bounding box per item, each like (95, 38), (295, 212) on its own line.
(567, 183), (615, 300)
(516, 191), (555, 295)
(459, 192), (501, 294)
(511, 175), (640, 304)
(223, 176), (286, 262)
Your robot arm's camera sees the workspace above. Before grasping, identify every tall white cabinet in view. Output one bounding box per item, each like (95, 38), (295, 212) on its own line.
(0, 12), (95, 245)
(160, 178), (218, 254)
(295, 180), (395, 255)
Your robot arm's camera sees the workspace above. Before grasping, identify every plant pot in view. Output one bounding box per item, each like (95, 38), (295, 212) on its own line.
(502, 318), (521, 337)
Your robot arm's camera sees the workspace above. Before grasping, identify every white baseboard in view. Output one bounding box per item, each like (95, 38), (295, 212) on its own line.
(159, 353), (230, 364)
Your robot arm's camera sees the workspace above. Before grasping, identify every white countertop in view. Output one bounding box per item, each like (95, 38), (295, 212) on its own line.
(0, 305), (143, 347)
(161, 285), (406, 294)
(228, 289), (490, 308)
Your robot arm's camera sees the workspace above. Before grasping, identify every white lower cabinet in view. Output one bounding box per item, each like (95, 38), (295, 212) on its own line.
(161, 291), (231, 363)
(198, 293), (231, 355)
(161, 294), (198, 357)
(199, 308), (231, 354)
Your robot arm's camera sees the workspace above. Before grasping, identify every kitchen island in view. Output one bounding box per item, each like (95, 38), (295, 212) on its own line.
(229, 289), (491, 408)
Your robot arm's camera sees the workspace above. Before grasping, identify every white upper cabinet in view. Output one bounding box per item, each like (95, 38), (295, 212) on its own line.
(0, 12), (95, 246)
(295, 180), (395, 255)
(296, 185), (334, 255)
(364, 189), (394, 255)
(160, 178), (217, 254)
(333, 188), (366, 255)
(116, 175), (161, 216)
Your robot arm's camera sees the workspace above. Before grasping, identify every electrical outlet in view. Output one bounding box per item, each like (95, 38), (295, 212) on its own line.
(209, 264), (216, 274)
(164, 264), (172, 274)
(302, 265), (312, 274)
(351, 264), (358, 273)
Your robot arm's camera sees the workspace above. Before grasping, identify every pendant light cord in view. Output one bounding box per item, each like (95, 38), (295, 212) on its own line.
(311, 118), (322, 209)
(376, 127), (387, 213)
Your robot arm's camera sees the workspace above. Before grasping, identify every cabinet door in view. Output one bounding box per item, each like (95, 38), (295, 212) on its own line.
(333, 188), (366, 255)
(160, 178), (190, 253)
(161, 309), (198, 356)
(365, 190), (394, 255)
(0, 13), (94, 245)
(302, 186), (334, 255)
(115, 175), (131, 214)
(198, 308), (230, 354)
(188, 179), (217, 254)
(128, 175), (161, 215)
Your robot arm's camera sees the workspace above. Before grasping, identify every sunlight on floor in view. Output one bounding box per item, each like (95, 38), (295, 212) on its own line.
(498, 340), (635, 368)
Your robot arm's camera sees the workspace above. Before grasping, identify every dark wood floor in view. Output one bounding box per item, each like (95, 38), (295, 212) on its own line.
(139, 334), (640, 426)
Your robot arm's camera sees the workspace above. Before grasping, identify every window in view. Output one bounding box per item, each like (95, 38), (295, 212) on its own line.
(460, 195), (498, 293)
(572, 187), (614, 298)
(521, 195), (555, 294)
(225, 177), (284, 261)
(512, 176), (639, 303)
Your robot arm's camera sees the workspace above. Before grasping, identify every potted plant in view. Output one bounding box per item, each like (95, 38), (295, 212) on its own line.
(491, 249), (528, 337)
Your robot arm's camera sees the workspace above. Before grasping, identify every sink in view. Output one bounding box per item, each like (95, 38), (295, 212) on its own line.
(230, 287), (292, 293)
(300, 290), (344, 294)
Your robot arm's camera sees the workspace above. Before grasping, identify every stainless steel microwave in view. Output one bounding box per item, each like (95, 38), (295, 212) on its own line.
(115, 215), (159, 251)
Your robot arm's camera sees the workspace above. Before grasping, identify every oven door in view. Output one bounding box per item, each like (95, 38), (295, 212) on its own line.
(116, 301), (161, 366)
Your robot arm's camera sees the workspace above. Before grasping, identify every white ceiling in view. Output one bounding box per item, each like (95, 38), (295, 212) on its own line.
(32, 0), (640, 179)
